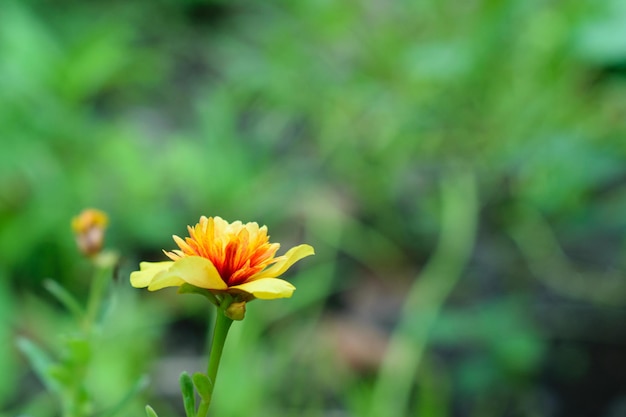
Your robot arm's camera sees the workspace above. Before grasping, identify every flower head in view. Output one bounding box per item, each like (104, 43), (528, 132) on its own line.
(72, 208), (109, 257)
(130, 216), (314, 301)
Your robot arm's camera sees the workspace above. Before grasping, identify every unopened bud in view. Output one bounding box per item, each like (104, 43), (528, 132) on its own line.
(71, 209), (108, 257)
(224, 301), (246, 321)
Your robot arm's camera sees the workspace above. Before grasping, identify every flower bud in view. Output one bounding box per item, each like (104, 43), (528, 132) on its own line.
(224, 301), (246, 321)
(71, 209), (108, 257)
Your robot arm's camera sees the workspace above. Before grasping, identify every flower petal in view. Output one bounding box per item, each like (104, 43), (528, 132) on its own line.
(149, 256), (227, 291)
(130, 261), (174, 288)
(251, 244), (315, 280)
(148, 271), (185, 291)
(231, 278), (296, 299)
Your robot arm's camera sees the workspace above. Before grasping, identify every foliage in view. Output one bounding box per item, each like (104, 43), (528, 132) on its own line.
(3, 0), (626, 416)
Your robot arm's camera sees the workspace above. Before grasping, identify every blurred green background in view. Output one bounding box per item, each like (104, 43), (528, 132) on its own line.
(3, 0), (626, 416)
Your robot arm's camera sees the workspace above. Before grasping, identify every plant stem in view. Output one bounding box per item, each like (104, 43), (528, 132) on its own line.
(84, 252), (117, 331)
(195, 399), (210, 417)
(197, 309), (233, 417)
(369, 171), (478, 417)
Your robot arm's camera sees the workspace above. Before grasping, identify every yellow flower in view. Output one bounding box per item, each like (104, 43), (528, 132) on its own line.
(130, 216), (314, 300)
(71, 208), (109, 257)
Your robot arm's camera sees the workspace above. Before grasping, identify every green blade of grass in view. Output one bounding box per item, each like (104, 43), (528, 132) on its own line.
(369, 170), (479, 417)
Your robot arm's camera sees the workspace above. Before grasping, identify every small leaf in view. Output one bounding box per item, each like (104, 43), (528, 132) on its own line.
(178, 284), (220, 305)
(44, 279), (85, 320)
(49, 363), (72, 386)
(16, 337), (61, 393)
(179, 372), (195, 417)
(192, 372), (212, 402)
(145, 405), (159, 417)
(66, 336), (91, 366)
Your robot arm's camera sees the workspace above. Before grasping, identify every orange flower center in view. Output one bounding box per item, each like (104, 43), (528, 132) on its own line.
(165, 216), (281, 286)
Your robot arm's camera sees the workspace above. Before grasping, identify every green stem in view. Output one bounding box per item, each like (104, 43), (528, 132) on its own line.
(369, 171), (478, 417)
(195, 400), (210, 417)
(83, 252), (117, 331)
(197, 308), (233, 417)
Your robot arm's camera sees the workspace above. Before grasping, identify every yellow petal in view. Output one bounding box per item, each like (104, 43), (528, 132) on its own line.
(251, 244), (315, 280)
(148, 271), (185, 291)
(130, 261), (174, 288)
(231, 278), (296, 299)
(149, 256), (227, 291)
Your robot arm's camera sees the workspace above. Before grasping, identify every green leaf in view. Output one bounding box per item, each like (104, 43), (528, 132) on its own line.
(66, 336), (91, 366)
(179, 372), (195, 417)
(44, 279), (85, 320)
(145, 405), (159, 417)
(16, 337), (61, 393)
(192, 373), (212, 402)
(178, 284), (220, 306)
(48, 363), (71, 386)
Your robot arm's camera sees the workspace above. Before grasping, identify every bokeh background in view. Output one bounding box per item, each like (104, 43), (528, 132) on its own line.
(3, 0), (626, 416)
